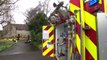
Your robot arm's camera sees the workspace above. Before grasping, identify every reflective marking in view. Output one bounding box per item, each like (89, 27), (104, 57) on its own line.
(76, 34), (81, 54)
(49, 35), (54, 42)
(85, 23), (97, 45)
(43, 44), (54, 56)
(85, 35), (97, 60)
(42, 26), (55, 57)
(69, 3), (80, 13)
(50, 53), (54, 57)
(43, 26), (47, 30)
(43, 40), (48, 48)
(48, 26), (54, 33)
(70, 44), (72, 59)
(84, 11), (96, 31)
(70, 1), (98, 60)
(76, 12), (81, 24)
(99, 0), (102, 4)
(104, 0), (107, 13)
(86, 48), (94, 60)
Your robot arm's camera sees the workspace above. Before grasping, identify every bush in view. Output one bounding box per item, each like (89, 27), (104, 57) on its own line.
(31, 32), (42, 49)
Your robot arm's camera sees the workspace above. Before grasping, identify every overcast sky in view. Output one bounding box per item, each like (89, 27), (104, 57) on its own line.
(0, 0), (69, 30)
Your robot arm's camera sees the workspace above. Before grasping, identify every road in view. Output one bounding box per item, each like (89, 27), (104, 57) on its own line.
(0, 40), (55, 60)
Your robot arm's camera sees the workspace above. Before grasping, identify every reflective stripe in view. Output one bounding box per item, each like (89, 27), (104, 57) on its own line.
(69, 3), (80, 13)
(70, 44), (72, 59)
(84, 11), (96, 31)
(86, 49), (94, 60)
(48, 26), (54, 33)
(46, 49), (54, 56)
(50, 53), (54, 57)
(104, 0), (107, 13)
(43, 46), (47, 52)
(70, 1), (100, 60)
(85, 23), (97, 45)
(76, 21), (81, 54)
(43, 41), (48, 48)
(44, 26), (51, 30)
(85, 36), (97, 60)
(99, 0), (102, 4)
(43, 44), (54, 56)
(43, 26), (47, 30)
(76, 34), (81, 54)
(70, 2), (81, 55)
(84, 6), (97, 60)
(76, 12), (81, 24)
(49, 35), (54, 42)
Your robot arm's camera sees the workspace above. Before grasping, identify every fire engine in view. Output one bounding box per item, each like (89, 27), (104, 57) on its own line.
(42, 0), (107, 60)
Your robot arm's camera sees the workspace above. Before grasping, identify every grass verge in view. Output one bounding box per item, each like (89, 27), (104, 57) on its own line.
(0, 41), (15, 52)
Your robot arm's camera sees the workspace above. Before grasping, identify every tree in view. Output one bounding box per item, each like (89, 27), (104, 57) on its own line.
(25, 6), (49, 48)
(0, 0), (18, 27)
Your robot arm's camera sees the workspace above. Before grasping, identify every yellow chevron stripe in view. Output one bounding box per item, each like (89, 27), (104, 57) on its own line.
(49, 35), (54, 42)
(43, 44), (54, 56)
(76, 12), (81, 24)
(70, 1), (98, 60)
(76, 34), (81, 54)
(84, 11), (96, 31)
(69, 3), (80, 24)
(50, 53), (55, 57)
(48, 26), (54, 33)
(70, 44), (72, 59)
(43, 40), (48, 48)
(69, 4), (81, 55)
(83, 4), (97, 60)
(104, 0), (107, 13)
(85, 35), (97, 60)
(99, 0), (102, 4)
(43, 26), (47, 30)
(69, 3), (80, 13)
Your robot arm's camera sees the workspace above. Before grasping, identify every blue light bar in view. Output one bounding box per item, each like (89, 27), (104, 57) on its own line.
(89, 0), (98, 6)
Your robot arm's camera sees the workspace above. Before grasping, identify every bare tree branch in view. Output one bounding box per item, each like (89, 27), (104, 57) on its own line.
(0, 0), (19, 27)
(0, 0), (6, 6)
(8, 0), (19, 4)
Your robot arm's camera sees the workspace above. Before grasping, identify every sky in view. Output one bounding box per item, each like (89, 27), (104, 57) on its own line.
(0, 0), (69, 30)
(13, 0), (69, 24)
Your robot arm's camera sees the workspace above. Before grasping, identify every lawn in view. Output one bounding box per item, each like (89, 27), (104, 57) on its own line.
(0, 41), (14, 52)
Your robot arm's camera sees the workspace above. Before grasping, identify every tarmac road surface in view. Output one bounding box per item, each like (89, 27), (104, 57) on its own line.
(0, 40), (54, 60)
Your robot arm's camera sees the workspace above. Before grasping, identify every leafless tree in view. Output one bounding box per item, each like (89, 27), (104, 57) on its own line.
(24, 0), (51, 25)
(0, 0), (19, 27)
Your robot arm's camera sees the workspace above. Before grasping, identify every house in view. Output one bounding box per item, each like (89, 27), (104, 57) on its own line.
(2, 22), (30, 40)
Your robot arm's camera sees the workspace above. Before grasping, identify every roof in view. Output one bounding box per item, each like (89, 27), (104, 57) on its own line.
(3, 22), (29, 31)
(13, 24), (28, 30)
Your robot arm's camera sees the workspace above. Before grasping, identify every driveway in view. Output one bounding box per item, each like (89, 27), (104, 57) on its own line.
(0, 40), (55, 60)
